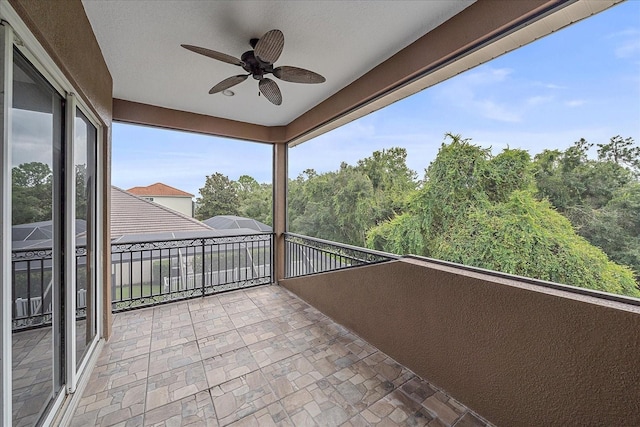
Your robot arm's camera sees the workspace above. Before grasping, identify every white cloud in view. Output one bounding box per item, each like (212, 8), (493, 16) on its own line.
(606, 27), (640, 59)
(527, 95), (554, 106)
(565, 99), (586, 107)
(475, 99), (522, 123)
(615, 38), (640, 58)
(606, 28), (640, 39)
(536, 82), (567, 90)
(434, 66), (524, 123)
(463, 67), (513, 85)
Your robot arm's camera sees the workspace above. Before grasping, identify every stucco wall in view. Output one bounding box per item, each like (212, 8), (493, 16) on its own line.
(281, 258), (640, 426)
(149, 196), (193, 218)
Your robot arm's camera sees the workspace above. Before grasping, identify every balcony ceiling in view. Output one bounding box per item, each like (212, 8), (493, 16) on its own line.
(82, 0), (474, 127)
(81, 1), (618, 144)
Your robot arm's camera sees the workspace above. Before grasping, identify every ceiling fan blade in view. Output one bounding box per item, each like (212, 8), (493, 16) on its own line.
(259, 78), (282, 105)
(273, 66), (326, 84)
(254, 29), (284, 64)
(209, 75), (248, 94)
(181, 44), (243, 66)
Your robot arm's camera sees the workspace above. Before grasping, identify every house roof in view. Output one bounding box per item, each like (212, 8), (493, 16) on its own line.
(111, 186), (209, 238)
(203, 215), (272, 233)
(13, 190), (271, 249)
(12, 220), (88, 251)
(127, 182), (194, 197)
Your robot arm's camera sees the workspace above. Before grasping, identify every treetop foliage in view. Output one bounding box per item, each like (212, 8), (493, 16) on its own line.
(12, 162), (53, 225)
(195, 172), (272, 224)
(196, 172), (240, 220)
(195, 134), (638, 298)
(364, 134), (639, 297)
(288, 147), (417, 246)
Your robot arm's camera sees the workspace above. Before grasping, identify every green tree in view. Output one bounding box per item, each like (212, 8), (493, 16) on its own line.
(290, 170), (340, 241)
(76, 164), (88, 219)
(13, 161), (52, 187)
(534, 137), (637, 213)
(533, 136), (639, 277)
(332, 164), (374, 246)
(12, 162), (52, 225)
(597, 135), (640, 176)
(365, 210), (425, 255)
(287, 169), (313, 230)
(579, 183), (640, 281)
(195, 172), (239, 219)
(355, 147), (417, 223)
(236, 175), (272, 225)
(367, 134), (639, 297)
(433, 191), (638, 297)
(413, 133), (493, 241)
(288, 165), (376, 246)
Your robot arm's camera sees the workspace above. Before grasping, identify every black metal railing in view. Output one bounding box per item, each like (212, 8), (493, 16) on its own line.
(11, 247), (53, 330)
(111, 233), (273, 311)
(11, 233), (274, 328)
(13, 231), (392, 325)
(285, 232), (397, 278)
(11, 246), (90, 331)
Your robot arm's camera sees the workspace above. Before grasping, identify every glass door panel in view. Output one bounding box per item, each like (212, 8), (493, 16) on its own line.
(11, 49), (65, 426)
(74, 108), (97, 369)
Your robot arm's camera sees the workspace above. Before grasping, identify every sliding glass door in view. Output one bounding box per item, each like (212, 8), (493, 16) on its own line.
(11, 48), (65, 426)
(74, 108), (97, 371)
(5, 46), (100, 425)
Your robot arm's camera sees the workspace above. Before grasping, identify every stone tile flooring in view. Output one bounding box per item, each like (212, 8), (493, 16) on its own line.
(12, 319), (89, 427)
(72, 285), (493, 426)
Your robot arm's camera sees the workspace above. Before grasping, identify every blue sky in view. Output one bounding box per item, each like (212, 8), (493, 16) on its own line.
(113, 1), (640, 197)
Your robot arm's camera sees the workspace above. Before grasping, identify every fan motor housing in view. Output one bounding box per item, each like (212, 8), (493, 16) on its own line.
(241, 51), (274, 80)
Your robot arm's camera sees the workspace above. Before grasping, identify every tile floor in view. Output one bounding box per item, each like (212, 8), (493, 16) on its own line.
(12, 320), (89, 427)
(71, 285), (493, 426)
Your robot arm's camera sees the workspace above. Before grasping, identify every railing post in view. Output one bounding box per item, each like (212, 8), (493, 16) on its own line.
(201, 239), (205, 297)
(284, 235), (288, 279)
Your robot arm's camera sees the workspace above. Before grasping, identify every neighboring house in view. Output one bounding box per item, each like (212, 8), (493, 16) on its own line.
(112, 186), (209, 240)
(127, 182), (194, 217)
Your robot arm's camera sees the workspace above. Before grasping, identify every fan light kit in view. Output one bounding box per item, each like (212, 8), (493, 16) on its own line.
(182, 29), (325, 106)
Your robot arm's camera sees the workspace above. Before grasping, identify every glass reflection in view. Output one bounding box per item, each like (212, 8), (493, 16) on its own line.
(11, 49), (64, 426)
(75, 108), (97, 368)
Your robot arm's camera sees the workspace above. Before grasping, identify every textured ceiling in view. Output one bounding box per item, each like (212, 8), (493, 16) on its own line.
(82, 0), (475, 127)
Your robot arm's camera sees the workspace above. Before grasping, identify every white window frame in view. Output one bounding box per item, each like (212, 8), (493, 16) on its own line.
(0, 19), (13, 427)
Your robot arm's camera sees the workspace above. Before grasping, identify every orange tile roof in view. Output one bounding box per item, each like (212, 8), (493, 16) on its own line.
(127, 182), (194, 197)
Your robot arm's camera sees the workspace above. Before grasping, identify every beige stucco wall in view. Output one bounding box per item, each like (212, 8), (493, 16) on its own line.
(147, 196), (193, 217)
(281, 258), (640, 426)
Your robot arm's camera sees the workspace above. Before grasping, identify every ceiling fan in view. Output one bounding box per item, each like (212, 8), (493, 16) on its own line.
(182, 29), (325, 106)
